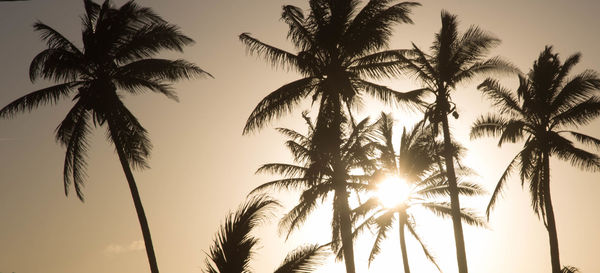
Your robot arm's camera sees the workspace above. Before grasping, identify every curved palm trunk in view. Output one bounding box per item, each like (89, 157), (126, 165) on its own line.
(108, 120), (160, 273)
(543, 150), (561, 273)
(398, 214), (410, 273)
(440, 104), (469, 273)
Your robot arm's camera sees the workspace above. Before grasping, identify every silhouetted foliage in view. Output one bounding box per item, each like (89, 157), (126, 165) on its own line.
(252, 113), (376, 268)
(203, 195), (329, 273)
(0, 1), (210, 272)
(562, 266), (580, 273)
(397, 11), (516, 273)
(351, 113), (485, 273)
(240, 2), (424, 271)
(471, 46), (600, 273)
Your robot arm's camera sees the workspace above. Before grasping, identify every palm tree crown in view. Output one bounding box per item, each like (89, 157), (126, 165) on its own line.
(0, 1), (210, 272)
(471, 46), (600, 273)
(353, 113), (485, 273)
(240, 0), (424, 135)
(397, 11), (515, 273)
(251, 113), (376, 261)
(0, 0), (210, 198)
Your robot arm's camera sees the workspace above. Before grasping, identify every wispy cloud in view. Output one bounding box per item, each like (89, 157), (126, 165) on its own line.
(104, 240), (145, 255)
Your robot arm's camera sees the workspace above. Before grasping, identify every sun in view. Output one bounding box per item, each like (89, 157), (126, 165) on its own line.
(375, 176), (412, 209)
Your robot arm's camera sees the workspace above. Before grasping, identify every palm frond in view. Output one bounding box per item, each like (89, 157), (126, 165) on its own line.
(405, 218), (442, 272)
(243, 77), (318, 134)
(0, 82), (81, 118)
(421, 202), (487, 228)
(240, 33), (299, 71)
(486, 152), (520, 218)
(273, 244), (329, 273)
(470, 114), (507, 140)
(204, 195), (280, 273)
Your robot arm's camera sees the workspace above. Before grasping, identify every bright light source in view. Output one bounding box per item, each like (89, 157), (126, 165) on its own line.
(375, 176), (412, 209)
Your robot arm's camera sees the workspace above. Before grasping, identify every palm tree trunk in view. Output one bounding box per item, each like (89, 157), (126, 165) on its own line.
(543, 150), (561, 273)
(398, 214), (410, 273)
(333, 149), (356, 273)
(440, 109), (468, 273)
(108, 120), (160, 273)
(337, 187), (357, 273)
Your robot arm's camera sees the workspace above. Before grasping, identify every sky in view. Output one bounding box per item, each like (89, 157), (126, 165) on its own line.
(0, 0), (599, 273)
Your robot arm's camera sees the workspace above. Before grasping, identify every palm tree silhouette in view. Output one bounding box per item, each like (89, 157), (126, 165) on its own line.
(397, 11), (515, 273)
(352, 113), (485, 273)
(0, 1), (210, 272)
(203, 195), (329, 273)
(251, 113), (377, 273)
(471, 46), (600, 273)
(240, 2), (423, 271)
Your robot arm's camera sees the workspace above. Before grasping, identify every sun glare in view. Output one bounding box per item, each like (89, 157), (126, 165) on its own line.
(375, 176), (412, 209)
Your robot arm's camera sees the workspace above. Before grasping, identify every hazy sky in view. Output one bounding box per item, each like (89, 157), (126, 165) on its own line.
(1, 0), (599, 273)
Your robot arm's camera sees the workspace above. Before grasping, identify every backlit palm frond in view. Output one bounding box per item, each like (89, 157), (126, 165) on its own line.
(551, 70), (600, 114)
(550, 132), (600, 171)
(117, 59), (211, 82)
(113, 76), (177, 101)
(470, 114), (508, 140)
(250, 178), (312, 195)
(273, 244), (329, 273)
(477, 78), (523, 116)
(357, 79), (425, 110)
(56, 102), (91, 201)
(453, 56), (517, 86)
(33, 21), (82, 53)
(421, 202), (487, 228)
(255, 163), (309, 178)
(281, 5), (313, 50)
(240, 33), (299, 71)
(405, 218), (442, 272)
(204, 195), (280, 273)
(114, 23), (194, 62)
(29, 48), (85, 83)
(279, 183), (331, 239)
(243, 77), (318, 134)
(566, 131), (600, 150)
(551, 97), (600, 129)
(561, 266), (580, 273)
(106, 102), (152, 170)
(486, 152), (521, 218)
(367, 210), (395, 265)
(0, 82), (81, 118)
(343, 1), (420, 57)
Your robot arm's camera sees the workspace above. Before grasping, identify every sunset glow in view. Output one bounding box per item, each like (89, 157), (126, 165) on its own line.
(375, 176), (412, 209)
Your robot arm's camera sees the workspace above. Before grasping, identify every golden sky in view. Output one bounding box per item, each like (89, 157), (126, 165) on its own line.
(0, 0), (599, 273)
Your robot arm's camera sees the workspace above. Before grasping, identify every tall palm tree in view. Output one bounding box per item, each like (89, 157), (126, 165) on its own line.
(251, 113), (377, 273)
(470, 46), (600, 273)
(240, 2), (423, 271)
(352, 113), (485, 273)
(0, 1), (210, 272)
(203, 195), (329, 273)
(397, 11), (515, 273)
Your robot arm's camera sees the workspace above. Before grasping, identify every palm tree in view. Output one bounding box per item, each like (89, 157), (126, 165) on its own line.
(0, 1), (210, 272)
(240, 2), (423, 271)
(203, 195), (329, 273)
(397, 11), (515, 273)
(251, 113), (377, 273)
(471, 46), (600, 273)
(352, 113), (485, 273)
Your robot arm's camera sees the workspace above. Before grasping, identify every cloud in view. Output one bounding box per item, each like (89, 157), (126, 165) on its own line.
(104, 240), (145, 255)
